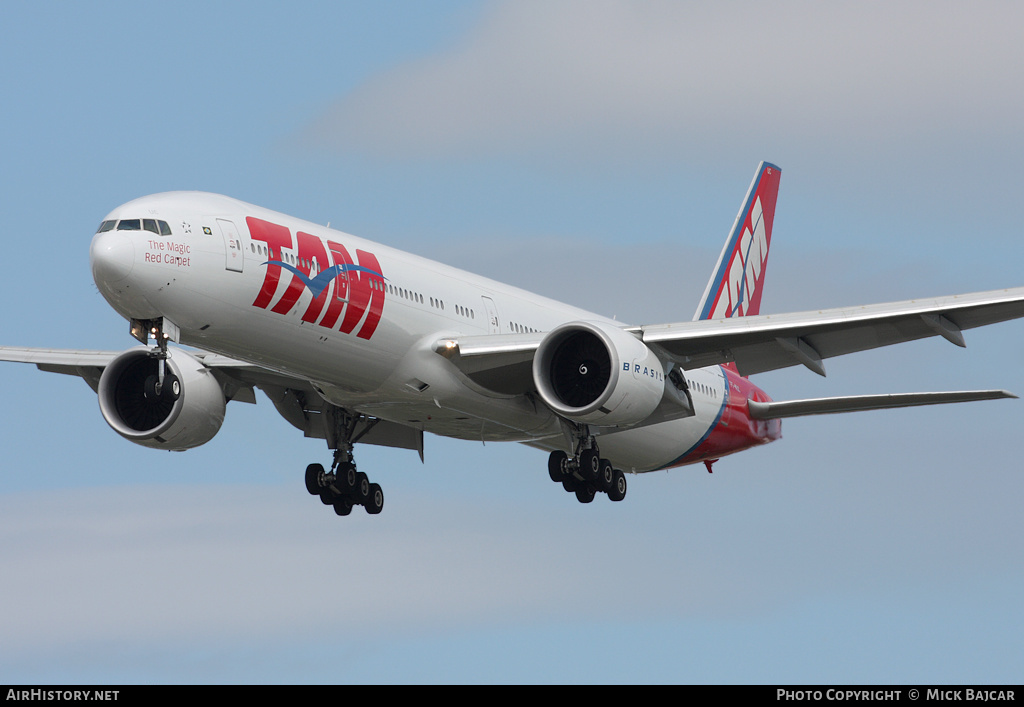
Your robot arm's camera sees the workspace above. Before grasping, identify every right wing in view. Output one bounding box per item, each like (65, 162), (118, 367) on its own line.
(0, 345), (423, 453)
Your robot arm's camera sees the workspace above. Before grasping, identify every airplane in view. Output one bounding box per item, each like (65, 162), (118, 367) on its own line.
(3, 161), (1024, 517)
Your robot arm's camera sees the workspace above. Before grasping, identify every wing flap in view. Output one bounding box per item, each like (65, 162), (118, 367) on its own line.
(748, 389), (1017, 419)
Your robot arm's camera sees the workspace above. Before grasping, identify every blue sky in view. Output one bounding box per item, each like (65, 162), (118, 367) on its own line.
(1, 1), (1022, 684)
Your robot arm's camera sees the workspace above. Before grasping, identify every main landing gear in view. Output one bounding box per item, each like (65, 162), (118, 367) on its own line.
(304, 409), (384, 517)
(546, 435), (628, 504)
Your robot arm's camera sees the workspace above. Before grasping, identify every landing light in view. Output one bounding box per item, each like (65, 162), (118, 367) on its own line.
(433, 339), (460, 358)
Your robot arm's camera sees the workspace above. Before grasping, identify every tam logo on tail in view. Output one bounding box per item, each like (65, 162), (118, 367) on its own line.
(694, 162), (781, 321)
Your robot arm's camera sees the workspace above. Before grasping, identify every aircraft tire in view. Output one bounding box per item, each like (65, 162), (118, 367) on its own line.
(548, 450), (568, 482)
(608, 469), (627, 502)
(598, 458), (615, 493)
(579, 449), (600, 482)
(338, 462), (357, 491)
(575, 484), (596, 504)
(365, 483), (384, 514)
(305, 463), (325, 495)
(333, 497), (354, 516)
(354, 472), (371, 504)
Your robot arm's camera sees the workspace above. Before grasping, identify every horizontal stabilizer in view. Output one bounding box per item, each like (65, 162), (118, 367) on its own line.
(747, 389), (1016, 420)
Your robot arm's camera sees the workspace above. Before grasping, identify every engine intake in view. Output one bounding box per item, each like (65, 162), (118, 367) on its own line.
(98, 347), (226, 450)
(533, 321), (665, 427)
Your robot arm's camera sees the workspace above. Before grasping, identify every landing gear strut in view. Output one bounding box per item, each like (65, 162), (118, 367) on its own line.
(133, 317), (180, 402)
(546, 428), (628, 504)
(304, 408), (385, 517)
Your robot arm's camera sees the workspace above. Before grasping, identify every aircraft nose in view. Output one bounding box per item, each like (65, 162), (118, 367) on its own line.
(90, 229), (135, 284)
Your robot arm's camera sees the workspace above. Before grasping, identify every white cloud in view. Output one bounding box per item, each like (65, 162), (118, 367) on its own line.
(300, 1), (1024, 163)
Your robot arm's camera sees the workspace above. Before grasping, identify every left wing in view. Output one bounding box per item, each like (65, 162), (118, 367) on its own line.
(637, 286), (1024, 376)
(441, 285), (1024, 389)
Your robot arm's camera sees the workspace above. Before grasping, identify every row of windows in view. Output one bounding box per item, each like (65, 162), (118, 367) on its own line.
(250, 242), (323, 272)
(510, 321), (538, 334)
(387, 284), (485, 325)
(390, 283), (424, 305)
(97, 219), (172, 236)
(686, 377), (718, 399)
(386, 285), (474, 322)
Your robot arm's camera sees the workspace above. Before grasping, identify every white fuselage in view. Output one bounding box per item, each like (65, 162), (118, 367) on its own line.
(91, 192), (769, 471)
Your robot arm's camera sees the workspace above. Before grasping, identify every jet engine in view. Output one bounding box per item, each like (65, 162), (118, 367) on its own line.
(97, 347), (226, 450)
(532, 321), (666, 427)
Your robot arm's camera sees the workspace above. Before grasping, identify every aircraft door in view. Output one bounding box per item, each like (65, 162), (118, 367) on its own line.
(481, 296), (500, 334)
(218, 219), (243, 272)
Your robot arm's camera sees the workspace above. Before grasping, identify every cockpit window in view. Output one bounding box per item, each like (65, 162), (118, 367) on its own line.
(102, 218), (172, 234)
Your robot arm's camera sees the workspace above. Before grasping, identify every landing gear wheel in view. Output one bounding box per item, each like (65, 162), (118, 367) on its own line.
(597, 458), (615, 494)
(608, 469), (627, 502)
(354, 471), (371, 504)
(305, 463), (325, 495)
(579, 449), (600, 481)
(365, 483), (384, 515)
(333, 497), (354, 516)
(575, 484), (596, 504)
(143, 373), (179, 401)
(548, 450), (568, 482)
(338, 462), (357, 492)
(319, 488), (336, 505)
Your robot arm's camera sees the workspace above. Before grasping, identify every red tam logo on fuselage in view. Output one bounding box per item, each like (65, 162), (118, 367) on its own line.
(246, 217), (386, 340)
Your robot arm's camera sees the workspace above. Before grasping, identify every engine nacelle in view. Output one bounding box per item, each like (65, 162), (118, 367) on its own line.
(97, 347), (226, 450)
(533, 321), (666, 427)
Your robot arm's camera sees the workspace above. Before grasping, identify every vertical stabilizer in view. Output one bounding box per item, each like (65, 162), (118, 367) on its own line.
(693, 162), (781, 320)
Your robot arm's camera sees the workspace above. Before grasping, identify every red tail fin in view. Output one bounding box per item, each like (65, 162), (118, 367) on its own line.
(693, 162), (781, 320)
